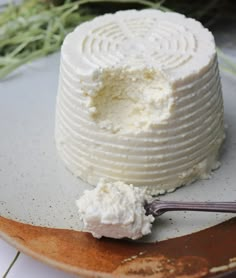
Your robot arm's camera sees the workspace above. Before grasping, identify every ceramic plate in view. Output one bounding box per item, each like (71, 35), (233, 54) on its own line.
(0, 28), (236, 277)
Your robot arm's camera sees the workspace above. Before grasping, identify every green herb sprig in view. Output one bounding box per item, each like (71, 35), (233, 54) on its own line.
(0, 0), (90, 78)
(217, 48), (236, 76)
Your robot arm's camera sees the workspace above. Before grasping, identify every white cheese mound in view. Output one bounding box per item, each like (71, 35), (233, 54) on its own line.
(76, 179), (154, 240)
(55, 9), (225, 194)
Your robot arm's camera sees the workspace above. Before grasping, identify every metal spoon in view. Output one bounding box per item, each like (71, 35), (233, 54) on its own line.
(144, 200), (236, 217)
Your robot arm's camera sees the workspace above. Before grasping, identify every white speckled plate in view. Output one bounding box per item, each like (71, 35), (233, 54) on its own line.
(0, 52), (236, 241)
(0, 32), (236, 277)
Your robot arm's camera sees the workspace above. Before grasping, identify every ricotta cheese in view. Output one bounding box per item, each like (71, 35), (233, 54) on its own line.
(76, 179), (154, 239)
(55, 9), (225, 194)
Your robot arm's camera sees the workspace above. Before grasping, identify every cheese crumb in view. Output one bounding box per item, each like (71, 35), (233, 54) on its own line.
(76, 179), (154, 240)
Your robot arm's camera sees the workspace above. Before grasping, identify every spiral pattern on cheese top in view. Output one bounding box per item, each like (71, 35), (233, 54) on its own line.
(55, 10), (224, 194)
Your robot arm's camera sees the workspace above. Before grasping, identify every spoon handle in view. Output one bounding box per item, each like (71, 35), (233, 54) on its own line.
(145, 201), (236, 217)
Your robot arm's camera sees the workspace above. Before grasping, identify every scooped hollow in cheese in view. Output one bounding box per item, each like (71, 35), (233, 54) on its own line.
(55, 9), (225, 194)
(88, 68), (173, 133)
(76, 179), (154, 240)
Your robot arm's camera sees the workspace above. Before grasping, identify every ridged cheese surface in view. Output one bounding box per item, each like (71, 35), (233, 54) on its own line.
(55, 10), (224, 194)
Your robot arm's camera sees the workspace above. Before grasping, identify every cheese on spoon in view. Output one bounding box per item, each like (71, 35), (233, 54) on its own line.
(76, 179), (154, 240)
